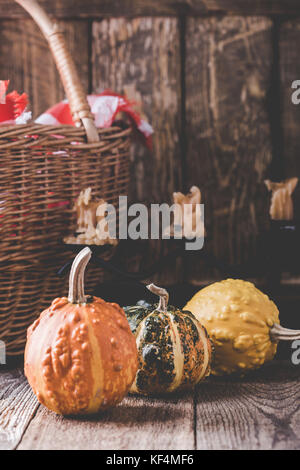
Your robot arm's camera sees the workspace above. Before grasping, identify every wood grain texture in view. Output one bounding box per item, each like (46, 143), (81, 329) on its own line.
(92, 18), (183, 284)
(1, 361), (299, 450)
(17, 392), (194, 450)
(279, 20), (300, 220)
(0, 368), (38, 450)
(1, 1), (300, 18)
(185, 17), (273, 281)
(92, 17), (182, 204)
(196, 361), (300, 450)
(0, 19), (89, 118)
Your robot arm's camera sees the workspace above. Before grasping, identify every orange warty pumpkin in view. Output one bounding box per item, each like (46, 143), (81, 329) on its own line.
(25, 247), (138, 415)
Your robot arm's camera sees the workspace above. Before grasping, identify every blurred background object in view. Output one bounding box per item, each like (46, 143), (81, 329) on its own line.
(2, 0), (300, 348)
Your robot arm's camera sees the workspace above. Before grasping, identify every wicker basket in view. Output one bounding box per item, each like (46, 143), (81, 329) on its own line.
(0, 0), (131, 356)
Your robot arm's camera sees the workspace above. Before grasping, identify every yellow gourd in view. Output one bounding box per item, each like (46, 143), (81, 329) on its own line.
(184, 279), (300, 375)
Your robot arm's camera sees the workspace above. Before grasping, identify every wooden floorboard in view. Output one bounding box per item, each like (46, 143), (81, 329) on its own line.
(195, 361), (300, 450)
(0, 361), (299, 450)
(0, 368), (39, 450)
(17, 392), (195, 450)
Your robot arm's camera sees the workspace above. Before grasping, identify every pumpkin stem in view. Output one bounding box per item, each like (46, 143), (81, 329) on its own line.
(68, 247), (92, 304)
(270, 323), (300, 342)
(146, 283), (169, 312)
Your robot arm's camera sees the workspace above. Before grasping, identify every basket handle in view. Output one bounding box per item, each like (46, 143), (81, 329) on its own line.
(15, 0), (99, 143)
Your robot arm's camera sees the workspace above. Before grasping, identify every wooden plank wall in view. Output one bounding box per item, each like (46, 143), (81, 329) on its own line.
(185, 17), (273, 281)
(1, 0), (300, 285)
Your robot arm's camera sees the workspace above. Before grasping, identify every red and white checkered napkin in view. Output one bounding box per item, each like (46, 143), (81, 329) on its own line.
(35, 90), (153, 149)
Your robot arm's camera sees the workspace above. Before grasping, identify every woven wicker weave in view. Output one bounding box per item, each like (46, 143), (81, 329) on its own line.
(0, 1), (131, 356)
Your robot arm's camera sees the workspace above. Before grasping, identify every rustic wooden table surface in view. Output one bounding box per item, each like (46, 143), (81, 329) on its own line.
(0, 360), (299, 450)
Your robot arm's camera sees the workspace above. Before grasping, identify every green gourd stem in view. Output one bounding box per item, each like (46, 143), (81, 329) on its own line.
(146, 283), (169, 312)
(68, 247), (92, 304)
(270, 323), (300, 342)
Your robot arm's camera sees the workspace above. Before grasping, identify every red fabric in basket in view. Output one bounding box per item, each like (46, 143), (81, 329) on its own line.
(35, 90), (153, 149)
